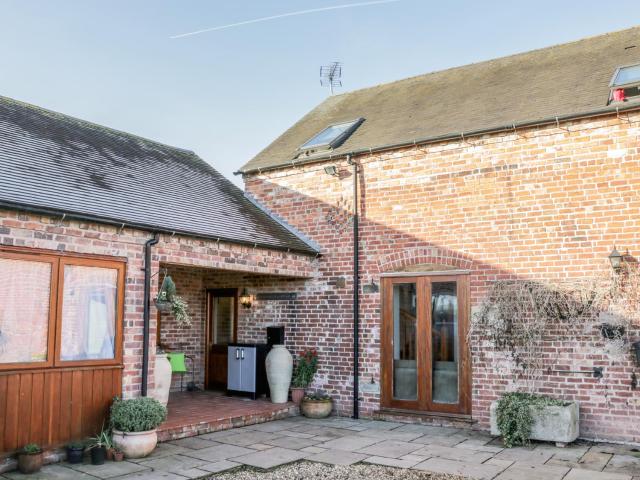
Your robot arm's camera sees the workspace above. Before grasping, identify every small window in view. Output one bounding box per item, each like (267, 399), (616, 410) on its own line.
(609, 64), (640, 103)
(298, 118), (363, 153)
(611, 64), (640, 87)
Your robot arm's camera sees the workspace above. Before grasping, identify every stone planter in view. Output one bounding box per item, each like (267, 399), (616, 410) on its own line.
(301, 399), (333, 419)
(266, 345), (292, 404)
(490, 400), (579, 446)
(290, 387), (305, 405)
(112, 429), (158, 459)
(17, 452), (43, 474)
(153, 353), (172, 407)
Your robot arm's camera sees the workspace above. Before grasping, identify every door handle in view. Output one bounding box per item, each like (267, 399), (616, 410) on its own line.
(241, 348), (245, 360)
(235, 348), (240, 360)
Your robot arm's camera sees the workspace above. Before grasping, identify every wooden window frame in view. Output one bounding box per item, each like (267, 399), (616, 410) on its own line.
(0, 247), (126, 371)
(380, 273), (471, 415)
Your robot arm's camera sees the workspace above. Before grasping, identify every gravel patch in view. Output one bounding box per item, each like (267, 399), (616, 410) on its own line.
(210, 460), (466, 479)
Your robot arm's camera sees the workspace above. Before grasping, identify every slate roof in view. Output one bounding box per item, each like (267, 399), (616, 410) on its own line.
(0, 95), (317, 255)
(240, 26), (640, 173)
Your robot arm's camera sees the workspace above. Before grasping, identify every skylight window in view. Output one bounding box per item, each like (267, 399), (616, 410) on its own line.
(298, 118), (364, 152)
(609, 64), (640, 103)
(611, 64), (640, 87)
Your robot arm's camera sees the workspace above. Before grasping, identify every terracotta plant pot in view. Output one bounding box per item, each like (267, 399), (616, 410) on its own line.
(106, 447), (115, 461)
(291, 387), (305, 405)
(112, 429), (158, 459)
(300, 399), (333, 419)
(114, 450), (125, 462)
(17, 452), (43, 474)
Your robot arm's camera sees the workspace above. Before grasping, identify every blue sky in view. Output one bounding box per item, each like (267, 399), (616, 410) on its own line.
(1, 1), (639, 186)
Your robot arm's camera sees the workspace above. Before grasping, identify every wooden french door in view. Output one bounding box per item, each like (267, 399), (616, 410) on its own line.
(205, 289), (238, 389)
(381, 274), (471, 415)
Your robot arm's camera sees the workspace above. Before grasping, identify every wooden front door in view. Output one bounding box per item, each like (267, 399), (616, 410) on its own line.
(381, 274), (471, 415)
(205, 289), (238, 389)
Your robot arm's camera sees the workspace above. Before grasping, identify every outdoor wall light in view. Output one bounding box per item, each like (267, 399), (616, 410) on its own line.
(239, 288), (252, 308)
(608, 246), (624, 272)
(323, 165), (339, 176)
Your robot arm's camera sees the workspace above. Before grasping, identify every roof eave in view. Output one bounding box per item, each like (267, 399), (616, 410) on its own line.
(0, 200), (320, 257)
(236, 102), (640, 176)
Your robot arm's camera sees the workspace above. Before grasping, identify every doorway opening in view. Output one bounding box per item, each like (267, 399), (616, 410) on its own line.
(205, 288), (238, 390)
(381, 274), (471, 415)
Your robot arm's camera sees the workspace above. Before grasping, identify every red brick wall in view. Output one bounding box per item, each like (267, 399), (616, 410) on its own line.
(243, 112), (640, 443)
(0, 209), (315, 398)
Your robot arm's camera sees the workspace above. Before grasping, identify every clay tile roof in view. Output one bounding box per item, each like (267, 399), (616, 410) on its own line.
(240, 26), (640, 173)
(0, 95), (318, 254)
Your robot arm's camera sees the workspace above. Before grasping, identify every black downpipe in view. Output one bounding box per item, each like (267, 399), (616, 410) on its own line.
(351, 157), (360, 419)
(141, 232), (160, 397)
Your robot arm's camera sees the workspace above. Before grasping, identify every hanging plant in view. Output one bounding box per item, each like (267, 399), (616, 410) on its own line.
(155, 275), (191, 327)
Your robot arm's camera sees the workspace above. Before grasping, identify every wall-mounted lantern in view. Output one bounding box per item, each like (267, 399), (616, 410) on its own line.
(323, 165), (339, 176)
(239, 288), (252, 309)
(608, 246), (624, 272)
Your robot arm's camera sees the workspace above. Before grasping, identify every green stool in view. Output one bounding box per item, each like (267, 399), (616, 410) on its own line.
(166, 352), (188, 391)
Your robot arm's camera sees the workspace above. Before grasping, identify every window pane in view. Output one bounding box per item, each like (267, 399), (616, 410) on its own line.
(393, 283), (417, 400)
(613, 64), (640, 86)
(431, 282), (459, 404)
(0, 258), (51, 363)
(213, 297), (234, 345)
(60, 265), (118, 361)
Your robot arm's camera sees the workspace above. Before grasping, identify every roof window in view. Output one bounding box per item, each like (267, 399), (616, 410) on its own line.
(609, 64), (640, 103)
(298, 118), (364, 153)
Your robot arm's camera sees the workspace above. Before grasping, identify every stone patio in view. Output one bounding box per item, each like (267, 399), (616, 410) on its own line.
(3, 417), (640, 479)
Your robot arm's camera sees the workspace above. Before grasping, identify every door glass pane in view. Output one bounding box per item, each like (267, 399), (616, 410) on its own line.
(0, 258), (51, 363)
(431, 281), (459, 404)
(392, 283), (417, 400)
(214, 297), (234, 345)
(60, 265), (118, 361)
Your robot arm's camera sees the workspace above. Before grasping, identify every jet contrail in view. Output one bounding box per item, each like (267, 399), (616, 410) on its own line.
(170, 0), (401, 39)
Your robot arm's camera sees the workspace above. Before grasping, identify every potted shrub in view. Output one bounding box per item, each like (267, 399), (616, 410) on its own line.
(110, 397), (167, 459)
(65, 441), (85, 464)
(88, 426), (109, 465)
(17, 443), (43, 474)
(113, 449), (124, 462)
(490, 392), (578, 447)
(291, 349), (318, 405)
(300, 390), (333, 419)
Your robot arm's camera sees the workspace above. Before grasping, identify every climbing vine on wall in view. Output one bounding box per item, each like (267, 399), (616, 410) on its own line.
(471, 263), (640, 390)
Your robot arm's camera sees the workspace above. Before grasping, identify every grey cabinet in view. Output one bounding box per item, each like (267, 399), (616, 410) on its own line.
(227, 343), (269, 399)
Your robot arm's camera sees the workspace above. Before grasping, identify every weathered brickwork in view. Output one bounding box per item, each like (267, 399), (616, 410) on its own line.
(243, 113), (640, 443)
(0, 209), (316, 398)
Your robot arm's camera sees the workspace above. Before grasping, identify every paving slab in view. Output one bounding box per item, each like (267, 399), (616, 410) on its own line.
(553, 450), (615, 472)
(70, 460), (149, 479)
(536, 444), (589, 462)
(300, 446), (327, 454)
(605, 455), (640, 476)
(455, 438), (504, 453)
(125, 443), (191, 463)
(395, 424), (462, 436)
(249, 421), (295, 433)
(138, 453), (207, 474)
(493, 446), (554, 465)
(356, 428), (424, 441)
(411, 444), (494, 464)
(363, 455), (422, 468)
(2, 464), (97, 480)
(247, 443), (274, 451)
(108, 470), (185, 480)
(356, 440), (424, 458)
(494, 463), (570, 480)
(180, 443), (255, 462)
(412, 433), (470, 447)
(306, 449), (368, 466)
(198, 460), (241, 474)
(356, 420), (404, 430)
(413, 457), (506, 480)
(217, 430), (282, 447)
(276, 430), (317, 439)
(319, 435), (383, 452)
(232, 447), (308, 469)
(167, 437), (220, 450)
(565, 469), (633, 480)
(264, 435), (321, 450)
